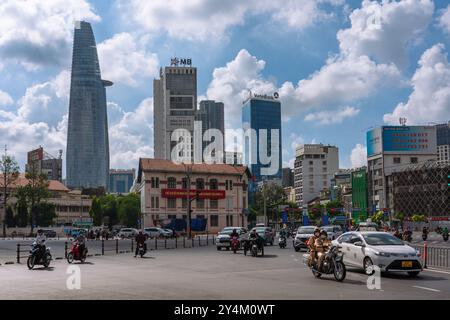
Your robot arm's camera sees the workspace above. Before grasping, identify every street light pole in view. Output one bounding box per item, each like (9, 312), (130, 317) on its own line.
(184, 163), (193, 239)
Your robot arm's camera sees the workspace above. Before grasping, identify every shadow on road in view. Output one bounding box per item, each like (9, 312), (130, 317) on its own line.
(258, 254), (278, 259)
(31, 267), (55, 271)
(345, 268), (449, 281)
(136, 256), (155, 259)
(317, 276), (365, 286)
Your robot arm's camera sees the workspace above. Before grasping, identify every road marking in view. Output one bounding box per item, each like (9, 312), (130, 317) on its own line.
(412, 286), (441, 292)
(424, 268), (450, 275)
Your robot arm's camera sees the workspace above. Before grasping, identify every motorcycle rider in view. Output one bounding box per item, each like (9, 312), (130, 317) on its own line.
(134, 230), (147, 257)
(230, 229), (239, 239)
(315, 230), (332, 271)
(35, 229), (46, 260)
(308, 228), (321, 267)
(249, 229), (264, 250)
(75, 233), (87, 258)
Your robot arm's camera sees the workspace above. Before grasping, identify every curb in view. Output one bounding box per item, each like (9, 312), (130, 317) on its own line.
(5, 261), (14, 265)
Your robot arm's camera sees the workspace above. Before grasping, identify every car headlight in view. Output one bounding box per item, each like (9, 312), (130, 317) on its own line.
(374, 251), (391, 257)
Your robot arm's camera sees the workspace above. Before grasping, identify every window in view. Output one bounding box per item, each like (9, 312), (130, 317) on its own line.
(242, 181), (248, 192)
(309, 167), (314, 173)
(182, 198), (187, 209)
(182, 178), (188, 189)
(322, 167), (327, 173)
(196, 199), (205, 209)
(151, 177), (160, 188)
(393, 157), (401, 164)
(323, 161), (327, 165)
(209, 179), (218, 190)
(168, 215), (176, 220)
(210, 199), (218, 209)
(151, 196), (159, 209)
(309, 161), (313, 165)
(167, 177), (177, 189)
(229, 180), (233, 190)
(210, 215), (219, 227)
(168, 198), (177, 209)
(243, 197), (247, 209)
(411, 157), (418, 164)
(196, 178), (205, 190)
(323, 181), (327, 187)
(225, 180), (233, 190)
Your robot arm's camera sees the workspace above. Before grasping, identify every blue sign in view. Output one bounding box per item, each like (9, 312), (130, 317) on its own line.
(322, 215), (329, 226)
(281, 211), (288, 224)
(303, 215), (309, 226)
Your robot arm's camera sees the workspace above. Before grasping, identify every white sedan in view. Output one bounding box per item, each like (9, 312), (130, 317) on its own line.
(332, 231), (423, 277)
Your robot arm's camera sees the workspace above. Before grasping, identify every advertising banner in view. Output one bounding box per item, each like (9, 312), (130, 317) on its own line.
(382, 126), (436, 154)
(161, 189), (226, 199)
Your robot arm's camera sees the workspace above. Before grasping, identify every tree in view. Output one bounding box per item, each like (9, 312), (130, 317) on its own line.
(15, 202), (28, 228)
(89, 196), (104, 226)
(117, 193), (140, 227)
(35, 203), (56, 227)
(0, 150), (20, 237)
(5, 206), (15, 228)
(371, 211), (385, 224)
(325, 200), (343, 216)
(15, 161), (50, 234)
(100, 194), (118, 228)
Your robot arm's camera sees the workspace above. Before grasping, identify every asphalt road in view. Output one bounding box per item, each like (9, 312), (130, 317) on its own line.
(1, 241), (449, 300)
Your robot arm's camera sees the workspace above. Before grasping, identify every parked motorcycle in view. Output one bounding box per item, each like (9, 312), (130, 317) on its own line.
(231, 236), (239, 254)
(304, 246), (346, 282)
(278, 236), (287, 249)
(27, 241), (52, 270)
(67, 242), (88, 263)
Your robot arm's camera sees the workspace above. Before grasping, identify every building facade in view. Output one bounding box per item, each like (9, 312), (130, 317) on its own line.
(436, 122), (450, 164)
(367, 126), (437, 213)
(109, 169), (136, 194)
(66, 21), (111, 189)
(135, 159), (250, 233)
(294, 144), (339, 209)
(25, 147), (63, 182)
(224, 151), (243, 166)
(154, 62), (197, 161)
(196, 100), (225, 162)
(392, 162), (450, 217)
(351, 168), (368, 223)
(242, 95), (282, 183)
(282, 167), (294, 188)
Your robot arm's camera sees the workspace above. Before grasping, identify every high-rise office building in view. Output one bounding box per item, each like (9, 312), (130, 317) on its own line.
(294, 144), (339, 208)
(436, 122), (450, 164)
(109, 169), (136, 194)
(242, 94), (282, 183)
(282, 167), (294, 188)
(26, 147), (63, 182)
(154, 60), (197, 161)
(366, 125), (437, 213)
(66, 21), (111, 189)
(195, 100), (224, 162)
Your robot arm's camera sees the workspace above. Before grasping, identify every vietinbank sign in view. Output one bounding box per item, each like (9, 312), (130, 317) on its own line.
(161, 189), (225, 199)
(367, 126), (436, 157)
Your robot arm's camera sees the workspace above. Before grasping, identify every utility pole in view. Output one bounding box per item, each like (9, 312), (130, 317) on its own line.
(184, 163), (193, 239)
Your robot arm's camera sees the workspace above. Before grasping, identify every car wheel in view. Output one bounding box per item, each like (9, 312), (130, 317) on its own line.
(407, 271), (420, 277)
(364, 257), (375, 275)
(217, 247), (221, 251)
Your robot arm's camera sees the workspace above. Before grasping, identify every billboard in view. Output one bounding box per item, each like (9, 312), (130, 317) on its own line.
(161, 189), (226, 199)
(27, 147), (44, 163)
(367, 126), (437, 157)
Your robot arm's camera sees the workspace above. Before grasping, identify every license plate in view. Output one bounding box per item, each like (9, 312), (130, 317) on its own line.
(402, 261), (413, 268)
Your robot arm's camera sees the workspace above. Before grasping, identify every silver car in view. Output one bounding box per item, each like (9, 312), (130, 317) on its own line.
(216, 227), (247, 251)
(332, 231), (422, 277)
(322, 225), (343, 240)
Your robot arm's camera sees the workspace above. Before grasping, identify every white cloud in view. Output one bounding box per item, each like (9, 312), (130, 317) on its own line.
(304, 106), (360, 125)
(0, 90), (13, 106)
(384, 43), (450, 125)
(350, 144), (367, 168)
(97, 33), (159, 86)
(117, 0), (345, 41)
(439, 4), (450, 35)
(289, 133), (305, 152)
(206, 49), (277, 127)
(337, 0), (434, 68)
(0, 0), (100, 70)
(109, 98), (154, 169)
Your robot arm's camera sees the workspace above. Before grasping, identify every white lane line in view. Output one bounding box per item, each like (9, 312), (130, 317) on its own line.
(424, 268), (450, 275)
(412, 286), (441, 292)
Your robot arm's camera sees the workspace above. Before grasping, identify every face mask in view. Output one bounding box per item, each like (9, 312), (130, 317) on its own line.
(321, 235), (326, 239)
(314, 233), (320, 237)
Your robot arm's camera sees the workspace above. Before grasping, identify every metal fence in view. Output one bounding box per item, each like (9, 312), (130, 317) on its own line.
(13, 235), (216, 264)
(412, 244), (450, 269)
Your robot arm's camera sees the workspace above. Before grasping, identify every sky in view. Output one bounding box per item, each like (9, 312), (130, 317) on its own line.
(1, 0), (450, 177)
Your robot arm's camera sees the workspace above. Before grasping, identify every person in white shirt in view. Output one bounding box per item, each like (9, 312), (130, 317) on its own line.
(35, 229), (47, 259)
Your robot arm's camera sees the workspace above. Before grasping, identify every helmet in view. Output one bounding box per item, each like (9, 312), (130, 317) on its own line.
(37, 229), (43, 234)
(314, 227), (321, 235)
(233, 229), (237, 233)
(320, 229), (328, 237)
(139, 230), (143, 235)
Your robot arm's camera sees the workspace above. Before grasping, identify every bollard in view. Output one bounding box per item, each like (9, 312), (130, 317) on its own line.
(213, 235), (215, 245)
(64, 242), (68, 259)
(198, 236), (201, 247)
(192, 237), (194, 248)
(207, 233), (209, 245)
(175, 237), (178, 249)
(102, 239), (105, 255)
(424, 241), (428, 269)
(16, 244), (20, 264)
(183, 237), (186, 249)
(165, 238), (167, 249)
(115, 239), (119, 254)
(155, 237), (158, 250)
(131, 239), (134, 252)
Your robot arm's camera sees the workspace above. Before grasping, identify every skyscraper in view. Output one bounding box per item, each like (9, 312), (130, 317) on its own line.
(195, 100), (225, 162)
(242, 94), (282, 183)
(66, 21), (112, 189)
(154, 61), (197, 161)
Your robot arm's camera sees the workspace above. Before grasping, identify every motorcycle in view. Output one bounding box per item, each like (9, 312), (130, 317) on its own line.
(27, 241), (52, 270)
(278, 236), (287, 249)
(137, 242), (146, 258)
(443, 233), (449, 242)
(67, 242), (88, 263)
(244, 238), (264, 257)
(304, 246), (346, 282)
(231, 236), (239, 254)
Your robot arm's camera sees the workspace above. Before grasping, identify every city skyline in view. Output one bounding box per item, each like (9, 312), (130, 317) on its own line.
(1, 1), (450, 175)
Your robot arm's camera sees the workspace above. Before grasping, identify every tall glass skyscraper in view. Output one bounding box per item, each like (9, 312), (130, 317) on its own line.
(242, 96), (282, 182)
(66, 21), (112, 189)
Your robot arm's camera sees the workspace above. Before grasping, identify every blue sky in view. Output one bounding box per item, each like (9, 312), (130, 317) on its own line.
(1, 0), (450, 175)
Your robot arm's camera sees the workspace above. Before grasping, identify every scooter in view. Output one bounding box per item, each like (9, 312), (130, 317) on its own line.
(137, 242), (146, 258)
(278, 236), (287, 249)
(231, 236), (239, 254)
(27, 241), (52, 270)
(67, 241), (88, 264)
